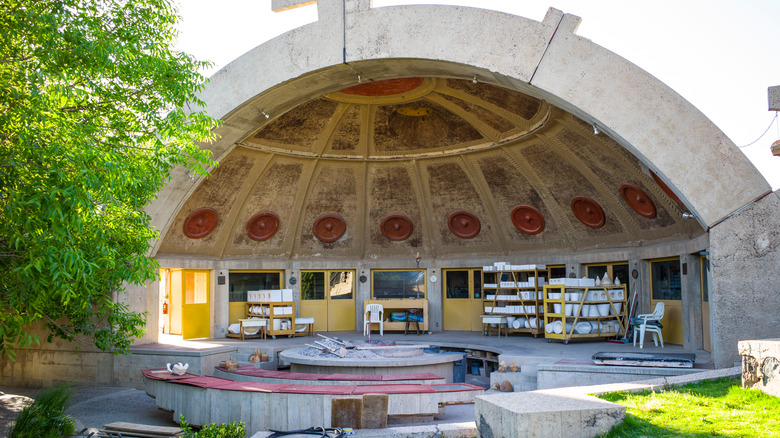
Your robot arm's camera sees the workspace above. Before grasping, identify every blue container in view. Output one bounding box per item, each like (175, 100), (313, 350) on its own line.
(423, 345), (440, 354)
(470, 361), (482, 376)
(453, 353), (466, 383)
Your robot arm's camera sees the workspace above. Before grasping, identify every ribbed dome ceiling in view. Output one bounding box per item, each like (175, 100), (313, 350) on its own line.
(158, 77), (700, 260)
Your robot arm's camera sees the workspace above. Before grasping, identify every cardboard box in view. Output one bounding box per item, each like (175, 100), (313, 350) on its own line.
(282, 289), (293, 302)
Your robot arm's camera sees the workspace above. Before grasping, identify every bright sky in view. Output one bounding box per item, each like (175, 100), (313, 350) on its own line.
(176, 0), (780, 190)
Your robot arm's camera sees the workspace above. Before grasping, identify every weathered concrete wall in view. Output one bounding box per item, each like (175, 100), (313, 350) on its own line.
(710, 190), (780, 368)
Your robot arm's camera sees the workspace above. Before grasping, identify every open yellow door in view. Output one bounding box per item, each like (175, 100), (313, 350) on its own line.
(182, 270), (210, 340)
(443, 269), (483, 331)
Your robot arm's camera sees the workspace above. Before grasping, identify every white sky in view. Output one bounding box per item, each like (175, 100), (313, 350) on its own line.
(176, 0), (780, 190)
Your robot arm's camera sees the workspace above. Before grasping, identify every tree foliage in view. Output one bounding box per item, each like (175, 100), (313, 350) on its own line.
(0, 0), (218, 358)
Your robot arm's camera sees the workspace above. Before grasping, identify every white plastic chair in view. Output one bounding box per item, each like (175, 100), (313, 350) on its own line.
(632, 302), (665, 348)
(364, 304), (384, 336)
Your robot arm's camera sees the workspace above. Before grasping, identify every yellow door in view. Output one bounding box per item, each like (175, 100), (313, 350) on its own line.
(182, 270), (210, 340)
(300, 270), (355, 332)
(443, 269), (483, 331)
(650, 258), (683, 345)
(701, 256), (711, 352)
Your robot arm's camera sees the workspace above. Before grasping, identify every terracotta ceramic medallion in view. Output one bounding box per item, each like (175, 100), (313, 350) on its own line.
(511, 205), (545, 235)
(381, 214), (414, 241)
(448, 211), (481, 239)
(183, 208), (218, 239)
(571, 197), (605, 228)
(246, 212), (280, 241)
(649, 169), (684, 206)
(620, 183), (657, 219)
(313, 214), (347, 242)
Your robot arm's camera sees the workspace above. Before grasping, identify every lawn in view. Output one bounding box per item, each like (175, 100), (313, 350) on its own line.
(597, 377), (780, 437)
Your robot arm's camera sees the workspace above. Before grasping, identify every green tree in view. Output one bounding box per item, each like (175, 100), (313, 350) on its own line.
(0, 0), (218, 358)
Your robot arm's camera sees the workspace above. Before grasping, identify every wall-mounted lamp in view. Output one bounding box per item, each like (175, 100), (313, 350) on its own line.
(472, 74), (478, 85)
(682, 212), (696, 219)
(592, 123), (600, 135)
(357, 74), (362, 83)
(259, 109), (270, 119)
(186, 171), (195, 180)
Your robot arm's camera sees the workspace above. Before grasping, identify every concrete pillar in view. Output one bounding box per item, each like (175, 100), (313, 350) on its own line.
(427, 265), (442, 332)
(213, 267), (229, 338)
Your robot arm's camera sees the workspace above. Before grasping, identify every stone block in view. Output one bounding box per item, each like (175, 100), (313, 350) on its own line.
(361, 393), (388, 429)
(331, 398), (362, 429)
(475, 391), (624, 438)
(739, 338), (780, 397)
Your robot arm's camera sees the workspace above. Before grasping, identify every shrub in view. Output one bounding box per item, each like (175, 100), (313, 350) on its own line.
(8, 385), (76, 438)
(180, 415), (246, 438)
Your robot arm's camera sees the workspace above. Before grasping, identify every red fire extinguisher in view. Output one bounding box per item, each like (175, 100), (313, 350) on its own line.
(162, 301), (168, 315)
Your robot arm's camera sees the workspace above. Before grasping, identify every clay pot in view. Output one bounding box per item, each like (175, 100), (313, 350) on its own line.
(499, 380), (514, 392)
(261, 352), (269, 362)
(509, 363), (519, 373)
(497, 360), (508, 373)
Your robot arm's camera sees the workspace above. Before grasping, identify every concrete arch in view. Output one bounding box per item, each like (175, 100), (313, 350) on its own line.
(157, 1), (769, 241)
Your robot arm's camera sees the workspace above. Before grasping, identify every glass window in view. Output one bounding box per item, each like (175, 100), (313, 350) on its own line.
(548, 265), (566, 278)
(372, 270), (426, 299)
(446, 270), (470, 299)
(301, 271), (325, 300)
(586, 262), (629, 285)
(300, 270), (354, 300)
(185, 271), (208, 304)
(228, 271), (281, 302)
(329, 271), (354, 300)
(651, 259), (681, 300)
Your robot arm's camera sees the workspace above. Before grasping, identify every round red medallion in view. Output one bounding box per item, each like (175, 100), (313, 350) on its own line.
(183, 208), (218, 239)
(313, 214), (347, 243)
(340, 78), (424, 97)
(246, 212), (280, 241)
(448, 211), (481, 239)
(620, 183), (657, 219)
(511, 205), (545, 235)
(571, 197), (605, 229)
(381, 214), (414, 241)
(649, 169), (684, 206)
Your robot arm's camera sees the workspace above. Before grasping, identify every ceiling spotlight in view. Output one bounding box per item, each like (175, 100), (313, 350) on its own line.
(186, 171), (195, 180)
(472, 74), (478, 84)
(682, 212), (696, 219)
(259, 109), (270, 119)
(357, 74), (361, 83)
(592, 123), (600, 135)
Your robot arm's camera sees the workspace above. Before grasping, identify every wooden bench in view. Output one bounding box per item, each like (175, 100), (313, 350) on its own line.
(142, 368), (483, 433)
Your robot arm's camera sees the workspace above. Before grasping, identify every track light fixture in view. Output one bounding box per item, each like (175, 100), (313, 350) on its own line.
(259, 109), (270, 119)
(682, 212), (696, 219)
(592, 123), (600, 135)
(472, 74), (478, 84)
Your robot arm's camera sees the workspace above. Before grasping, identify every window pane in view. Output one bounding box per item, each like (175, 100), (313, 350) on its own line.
(329, 271), (353, 300)
(446, 271), (470, 299)
(701, 257), (709, 302)
(612, 264), (629, 286)
(185, 272), (208, 304)
(301, 272), (325, 300)
(228, 272), (281, 302)
(373, 270), (426, 299)
(587, 265), (607, 280)
(651, 259), (681, 300)
(549, 266), (566, 278)
(472, 271), (482, 299)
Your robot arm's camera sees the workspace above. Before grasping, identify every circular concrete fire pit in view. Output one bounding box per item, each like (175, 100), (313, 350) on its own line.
(279, 343), (463, 383)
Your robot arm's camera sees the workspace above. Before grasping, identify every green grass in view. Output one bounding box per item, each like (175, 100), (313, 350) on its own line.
(597, 377), (780, 437)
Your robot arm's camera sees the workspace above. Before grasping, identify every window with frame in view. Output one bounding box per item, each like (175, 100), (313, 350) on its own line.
(372, 270), (426, 299)
(651, 258), (682, 301)
(228, 271), (282, 302)
(585, 262), (629, 285)
(300, 270), (354, 300)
